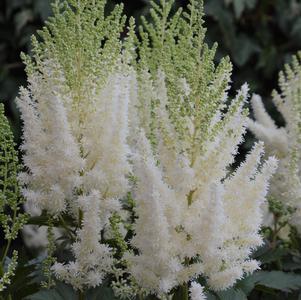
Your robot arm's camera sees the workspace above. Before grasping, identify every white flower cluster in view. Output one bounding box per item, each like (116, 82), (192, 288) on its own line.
(125, 73), (277, 296)
(17, 61), (133, 289)
(248, 53), (301, 232)
(52, 190), (113, 290)
(17, 62), (84, 215)
(189, 282), (206, 300)
(17, 0), (279, 297)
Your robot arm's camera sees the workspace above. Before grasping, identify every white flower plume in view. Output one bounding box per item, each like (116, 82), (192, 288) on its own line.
(52, 191), (113, 290)
(16, 0), (279, 296)
(126, 72), (277, 294)
(248, 53), (301, 233)
(189, 282), (207, 300)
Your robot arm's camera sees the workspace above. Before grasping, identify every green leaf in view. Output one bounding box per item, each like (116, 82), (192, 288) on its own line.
(86, 285), (117, 300)
(255, 271), (301, 292)
(232, 34), (260, 66)
(26, 282), (118, 300)
(33, 0), (52, 21)
(217, 288), (247, 300)
(238, 271), (301, 295)
(205, 292), (218, 300)
(232, 0), (257, 18)
(14, 9), (34, 34)
(233, 0), (246, 18)
(246, 0), (257, 10)
(283, 261), (301, 271)
(172, 284), (189, 300)
(258, 247), (289, 264)
(25, 282), (76, 300)
(237, 275), (257, 296)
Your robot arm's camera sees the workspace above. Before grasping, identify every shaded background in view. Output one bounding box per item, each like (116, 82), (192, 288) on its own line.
(0, 1), (301, 298)
(1, 0), (301, 141)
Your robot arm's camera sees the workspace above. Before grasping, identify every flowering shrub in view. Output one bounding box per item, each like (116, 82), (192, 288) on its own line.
(1, 1), (301, 300)
(248, 52), (301, 238)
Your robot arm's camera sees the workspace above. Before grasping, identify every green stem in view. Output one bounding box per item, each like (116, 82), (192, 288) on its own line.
(1, 200), (18, 266)
(271, 213), (278, 249)
(78, 290), (85, 300)
(78, 208), (83, 227)
(1, 154), (20, 270)
(187, 189), (196, 206)
(0, 262), (3, 277)
(173, 282), (189, 300)
(59, 215), (75, 241)
(1, 239), (12, 265)
(182, 282), (189, 300)
(138, 293), (144, 300)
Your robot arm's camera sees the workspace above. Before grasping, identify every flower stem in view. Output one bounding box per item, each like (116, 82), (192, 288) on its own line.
(173, 282), (189, 300)
(78, 290), (85, 300)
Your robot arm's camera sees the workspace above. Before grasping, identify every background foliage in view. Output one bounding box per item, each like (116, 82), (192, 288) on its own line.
(1, 0), (301, 299)
(1, 0), (301, 137)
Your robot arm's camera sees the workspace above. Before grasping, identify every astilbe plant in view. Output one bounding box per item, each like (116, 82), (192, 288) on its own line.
(16, 0), (278, 299)
(0, 104), (27, 295)
(123, 0), (277, 298)
(17, 0), (132, 293)
(248, 52), (301, 238)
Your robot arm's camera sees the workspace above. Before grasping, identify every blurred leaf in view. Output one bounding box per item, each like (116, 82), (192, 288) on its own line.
(86, 285), (118, 300)
(33, 0), (52, 21)
(14, 9), (34, 34)
(231, 0), (257, 18)
(266, 271), (301, 291)
(25, 282), (76, 300)
(206, 292), (218, 300)
(258, 247), (289, 264)
(238, 271), (301, 295)
(291, 18), (301, 40)
(232, 34), (260, 66)
(217, 288), (247, 300)
(233, 0), (245, 18)
(246, 0), (257, 9)
(5, 0), (31, 18)
(257, 46), (279, 77)
(26, 283), (118, 300)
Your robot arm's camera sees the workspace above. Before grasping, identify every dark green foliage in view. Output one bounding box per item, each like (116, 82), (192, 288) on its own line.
(204, 0), (301, 98)
(1, 0), (301, 299)
(26, 282), (118, 300)
(0, 103), (28, 296)
(0, 104), (26, 242)
(0, 0), (52, 139)
(2, 0), (301, 130)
